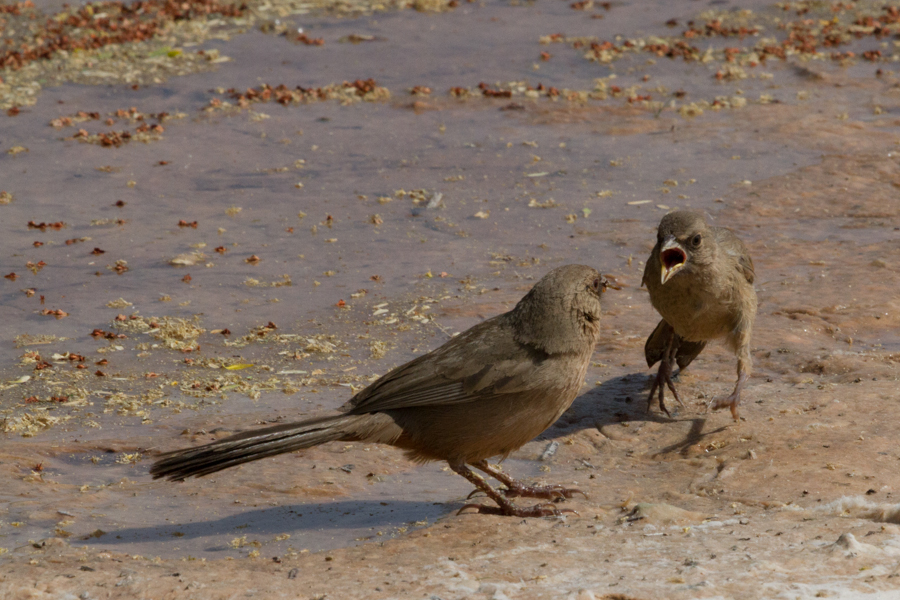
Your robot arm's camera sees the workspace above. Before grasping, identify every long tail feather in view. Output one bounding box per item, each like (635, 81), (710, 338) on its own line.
(149, 414), (360, 481)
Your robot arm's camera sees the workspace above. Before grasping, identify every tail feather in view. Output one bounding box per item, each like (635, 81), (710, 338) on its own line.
(644, 319), (706, 370)
(150, 414), (359, 481)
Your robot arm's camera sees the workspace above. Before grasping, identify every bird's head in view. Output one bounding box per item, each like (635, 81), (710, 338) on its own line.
(512, 264), (613, 354)
(656, 211), (713, 285)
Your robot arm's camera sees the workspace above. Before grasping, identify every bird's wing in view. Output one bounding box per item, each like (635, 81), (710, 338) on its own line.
(716, 227), (755, 285)
(675, 338), (707, 370)
(644, 319), (670, 368)
(644, 319), (707, 369)
(345, 315), (549, 414)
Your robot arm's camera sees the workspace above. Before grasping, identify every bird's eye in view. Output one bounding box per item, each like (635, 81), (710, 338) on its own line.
(591, 278), (601, 292)
(690, 233), (702, 248)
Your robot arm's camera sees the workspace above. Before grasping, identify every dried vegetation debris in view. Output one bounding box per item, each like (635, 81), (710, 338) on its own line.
(443, 76), (745, 116)
(3, 325), (376, 427)
(243, 275), (292, 287)
(113, 315), (205, 351)
(3, 0), (896, 118)
(526, 2), (900, 116)
(0, 0), (246, 72)
(449, 80), (589, 103)
(168, 251), (207, 266)
(49, 108), (185, 147)
(368, 339), (391, 359)
(0, 3), (234, 109)
(223, 321), (289, 347)
(203, 79), (390, 112)
(574, 4), (900, 67)
(1, 409), (71, 437)
(0, 0), (457, 107)
(176, 370), (354, 399)
(2, 286), (451, 429)
(14, 334), (66, 347)
(106, 298), (134, 309)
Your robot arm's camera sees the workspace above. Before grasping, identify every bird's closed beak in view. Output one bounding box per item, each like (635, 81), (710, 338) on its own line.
(659, 236), (687, 285)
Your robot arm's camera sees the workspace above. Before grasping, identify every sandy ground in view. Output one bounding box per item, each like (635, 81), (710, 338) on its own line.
(2, 0), (900, 597)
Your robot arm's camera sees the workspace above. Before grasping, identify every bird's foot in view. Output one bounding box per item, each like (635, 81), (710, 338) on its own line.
(502, 482), (587, 500)
(647, 363), (684, 418)
(470, 460), (586, 500)
(457, 501), (577, 517)
(454, 462), (580, 517)
(465, 481), (585, 501)
(708, 392), (741, 421)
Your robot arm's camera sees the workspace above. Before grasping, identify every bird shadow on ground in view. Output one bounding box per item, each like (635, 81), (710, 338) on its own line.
(76, 498), (453, 552)
(546, 372), (731, 456)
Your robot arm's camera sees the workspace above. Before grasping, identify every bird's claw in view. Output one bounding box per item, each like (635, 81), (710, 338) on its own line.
(502, 484), (587, 500)
(647, 364), (684, 418)
(708, 393), (741, 421)
(466, 488), (484, 500)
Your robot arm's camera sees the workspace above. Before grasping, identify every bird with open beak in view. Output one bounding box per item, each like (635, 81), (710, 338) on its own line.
(642, 211), (757, 420)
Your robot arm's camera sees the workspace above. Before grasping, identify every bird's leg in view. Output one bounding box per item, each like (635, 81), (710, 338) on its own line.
(708, 372), (746, 421)
(709, 350), (750, 421)
(647, 330), (685, 417)
(472, 459), (586, 500)
(450, 463), (573, 517)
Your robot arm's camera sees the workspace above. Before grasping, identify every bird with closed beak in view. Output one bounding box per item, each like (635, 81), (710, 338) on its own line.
(642, 211), (756, 420)
(151, 264), (610, 517)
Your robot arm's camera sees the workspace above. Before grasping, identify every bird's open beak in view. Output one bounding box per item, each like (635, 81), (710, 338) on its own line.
(659, 237), (687, 285)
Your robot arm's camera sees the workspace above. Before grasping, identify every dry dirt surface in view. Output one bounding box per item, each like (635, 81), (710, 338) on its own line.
(2, 0), (900, 598)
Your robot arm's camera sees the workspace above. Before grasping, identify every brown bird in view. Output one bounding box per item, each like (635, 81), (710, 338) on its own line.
(642, 211), (756, 420)
(151, 264), (609, 517)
